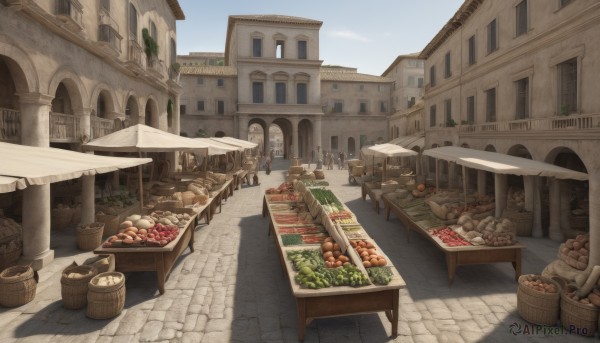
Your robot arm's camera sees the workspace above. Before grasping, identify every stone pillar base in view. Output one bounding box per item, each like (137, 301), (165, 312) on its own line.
(21, 249), (54, 271)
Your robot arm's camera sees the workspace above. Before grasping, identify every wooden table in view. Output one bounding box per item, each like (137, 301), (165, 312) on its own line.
(264, 194), (406, 341)
(382, 194), (525, 285)
(94, 213), (198, 294)
(361, 182), (383, 214)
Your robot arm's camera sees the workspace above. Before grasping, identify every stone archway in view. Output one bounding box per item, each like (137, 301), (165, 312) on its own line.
(271, 118), (292, 159)
(145, 97), (159, 128)
(248, 118), (267, 153)
(125, 95), (139, 127)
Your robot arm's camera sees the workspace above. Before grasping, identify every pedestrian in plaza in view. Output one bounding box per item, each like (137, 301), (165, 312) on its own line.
(270, 148), (275, 162)
(316, 146), (323, 169)
(339, 151), (345, 169)
(265, 155), (272, 175)
(327, 151), (334, 170)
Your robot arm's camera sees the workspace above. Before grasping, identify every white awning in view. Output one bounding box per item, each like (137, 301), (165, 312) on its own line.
(83, 124), (218, 154)
(0, 176), (27, 193)
(0, 142), (151, 188)
(423, 146), (588, 181)
(196, 138), (242, 152)
(362, 143), (418, 158)
(211, 137), (258, 149)
(389, 134), (425, 150)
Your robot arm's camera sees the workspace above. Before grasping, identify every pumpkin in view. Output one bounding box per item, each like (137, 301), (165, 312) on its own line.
(416, 183), (426, 192)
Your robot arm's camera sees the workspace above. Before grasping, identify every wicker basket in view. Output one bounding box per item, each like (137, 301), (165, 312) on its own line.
(0, 240), (22, 271)
(517, 274), (561, 326)
(561, 288), (598, 336)
(61, 265), (98, 310)
(0, 265), (37, 307)
(76, 222), (104, 251)
(96, 214), (119, 238)
(313, 170), (325, 180)
(51, 207), (73, 231)
(289, 166), (304, 174)
(87, 272), (126, 319)
(83, 255), (115, 274)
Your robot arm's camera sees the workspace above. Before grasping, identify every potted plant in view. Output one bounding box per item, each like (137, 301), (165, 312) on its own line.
(446, 118), (457, 127)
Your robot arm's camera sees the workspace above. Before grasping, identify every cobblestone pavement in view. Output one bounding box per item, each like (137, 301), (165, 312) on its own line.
(0, 158), (592, 342)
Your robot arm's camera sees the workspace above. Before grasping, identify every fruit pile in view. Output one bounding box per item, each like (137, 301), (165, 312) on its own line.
(321, 238), (351, 268)
(521, 275), (557, 293)
(430, 227), (471, 247)
(350, 240), (388, 268)
(102, 223), (180, 248)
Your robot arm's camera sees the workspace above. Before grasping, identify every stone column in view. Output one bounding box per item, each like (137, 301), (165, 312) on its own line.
(264, 120), (270, 154)
(292, 117), (299, 158)
(548, 178), (563, 241)
(18, 92), (54, 270)
(81, 174), (95, 225)
(448, 162), (457, 189)
(313, 117), (322, 151)
(560, 181), (572, 234)
(586, 173), (600, 270)
(494, 174), (507, 217)
(523, 176), (534, 212)
(239, 115), (249, 155)
(531, 177), (543, 238)
(477, 170), (486, 196)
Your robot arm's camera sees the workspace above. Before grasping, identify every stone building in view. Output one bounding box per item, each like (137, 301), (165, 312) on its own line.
(179, 15), (391, 161)
(0, 0), (184, 268)
(419, 0), (599, 249)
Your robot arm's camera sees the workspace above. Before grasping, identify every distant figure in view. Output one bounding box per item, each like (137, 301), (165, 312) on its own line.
(339, 151), (345, 169)
(327, 151), (334, 170)
(269, 148), (275, 162)
(266, 156), (272, 175)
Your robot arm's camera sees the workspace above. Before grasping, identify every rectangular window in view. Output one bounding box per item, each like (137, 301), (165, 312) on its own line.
(331, 136), (338, 150)
(444, 52), (451, 78)
(359, 101), (367, 114)
(129, 4), (137, 40)
(559, 58), (577, 115)
(332, 84), (338, 90)
(197, 101), (204, 111)
(297, 40), (307, 59)
(444, 99), (452, 126)
(252, 38), (262, 57)
(333, 101), (343, 113)
(217, 100), (225, 115)
(418, 77), (424, 88)
(407, 59), (417, 67)
(516, 78), (529, 119)
(378, 84), (384, 92)
(297, 83), (307, 104)
(275, 82), (286, 104)
(252, 82), (264, 104)
(429, 105), (437, 127)
(276, 40), (285, 58)
(197, 77), (204, 85)
(100, 0), (110, 12)
(466, 96), (475, 124)
(516, 0), (528, 37)
(180, 105), (186, 115)
(468, 35), (476, 65)
(380, 101), (388, 113)
(407, 97), (416, 108)
(359, 84), (364, 91)
(430, 65), (436, 87)
(487, 19), (498, 54)
(217, 78), (224, 87)
(407, 76), (415, 86)
(486, 88), (496, 122)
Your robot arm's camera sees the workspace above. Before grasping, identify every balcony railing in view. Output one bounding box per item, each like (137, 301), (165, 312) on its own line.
(127, 38), (144, 67)
(0, 108), (21, 142)
(50, 112), (80, 142)
(55, 0), (83, 30)
(98, 24), (122, 53)
(458, 113), (600, 133)
(147, 56), (165, 78)
(91, 116), (114, 139)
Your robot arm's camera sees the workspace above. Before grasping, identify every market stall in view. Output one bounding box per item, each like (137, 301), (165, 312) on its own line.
(263, 180), (406, 340)
(210, 137), (259, 189)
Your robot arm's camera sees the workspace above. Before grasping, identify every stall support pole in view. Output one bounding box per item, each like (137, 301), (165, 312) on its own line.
(494, 174), (508, 217)
(81, 174), (95, 225)
(138, 152), (144, 211)
(548, 179), (563, 241)
(435, 159), (439, 193)
(462, 166), (467, 209)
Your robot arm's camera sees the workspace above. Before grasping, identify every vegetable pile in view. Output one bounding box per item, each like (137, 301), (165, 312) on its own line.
(102, 223), (180, 248)
(287, 249), (369, 289)
(558, 234), (589, 270)
(350, 240), (388, 268)
(368, 266), (393, 285)
(310, 188), (344, 212)
(430, 227), (471, 247)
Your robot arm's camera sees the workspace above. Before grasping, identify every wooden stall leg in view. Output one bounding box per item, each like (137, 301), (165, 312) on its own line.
(385, 205), (391, 221)
(375, 200), (380, 214)
(361, 184), (367, 200)
(513, 249), (522, 281)
(268, 221), (274, 236)
(189, 229), (195, 253)
(391, 289), (399, 336)
(296, 297), (307, 341)
(445, 252), (457, 285)
(155, 254), (166, 294)
(262, 198), (268, 217)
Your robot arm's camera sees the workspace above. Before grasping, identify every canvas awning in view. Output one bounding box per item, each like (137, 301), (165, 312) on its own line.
(423, 146), (588, 181)
(0, 176), (27, 193)
(211, 137), (258, 149)
(198, 138), (243, 152)
(362, 143), (418, 158)
(389, 134), (425, 150)
(0, 141), (151, 189)
(83, 124), (224, 154)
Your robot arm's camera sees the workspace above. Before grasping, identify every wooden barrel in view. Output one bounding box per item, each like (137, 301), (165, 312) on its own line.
(0, 265), (37, 307)
(87, 272), (126, 319)
(61, 265), (97, 310)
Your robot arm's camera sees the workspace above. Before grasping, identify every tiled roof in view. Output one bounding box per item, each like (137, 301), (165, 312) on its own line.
(320, 71), (392, 83)
(228, 15), (322, 26)
(166, 0), (185, 20)
(180, 66), (237, 76)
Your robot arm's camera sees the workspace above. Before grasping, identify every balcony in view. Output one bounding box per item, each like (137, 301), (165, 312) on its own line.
(238, 103), (324, 116)
(91, 116), (114, 139)
(458, 113), (600, 138)
(0, 108), (21, 143)
(147, 56), (165, 79)
(97, 11), (122, 57)
(126, 38), (145, 73)
(50, 112), (80, 142)
(55, 0), (83, 32)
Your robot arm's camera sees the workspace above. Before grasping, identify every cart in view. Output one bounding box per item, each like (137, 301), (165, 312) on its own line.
(347, 160), (365, 185)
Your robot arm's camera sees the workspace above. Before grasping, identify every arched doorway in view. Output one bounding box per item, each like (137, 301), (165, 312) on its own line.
(125, 96), (139, 127)
(145, 98), (158, 127)
(271, 118), (292, 159)
(268, 124), (284, 157)
(247, 123), (264, 151)
(506, 144), (532, 202)
(347, 137), (356, 158)
(0, 58), (21, 142)
(298, 119), (313, 161)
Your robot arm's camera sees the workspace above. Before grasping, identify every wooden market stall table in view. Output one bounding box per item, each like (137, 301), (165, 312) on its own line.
(361, 182), (384, 214)
(382, 193), (525, 285)
(94, 211), (198, 294)
(263, 191), (406, 341)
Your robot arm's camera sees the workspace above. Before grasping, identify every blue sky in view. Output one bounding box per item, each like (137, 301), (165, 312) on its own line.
(177, 0), (464, 76)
